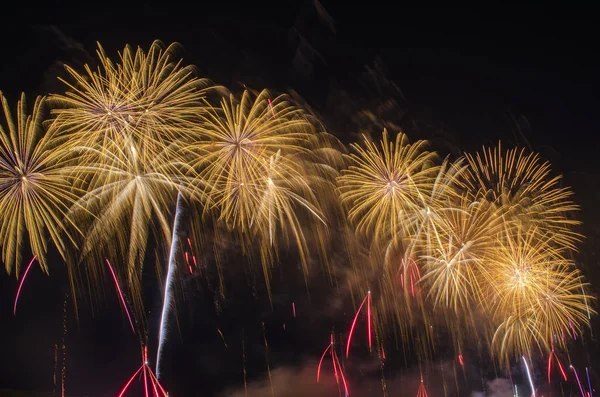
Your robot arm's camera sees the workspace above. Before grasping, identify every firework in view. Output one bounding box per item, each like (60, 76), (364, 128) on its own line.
(571, 365), (587, 397)
(317, 334), (350, 396)
(346, 291), (372, 358)
(416, 377), (429, 397)
(0, 92), (80, 276)
(69, 133), (194, 321)
(118, 346), (167, 397)
(190, 89), (326, 294)
(105, 259), (135, 333)
(338, 129), (438, 244)
(488, 227), (594, 363)
(51, 41), (213, 147)
(460, 143), (581, 249)
(13, 256), (37, 315)
(420, 197), (499, 313)
(547, 348), (568, 383)
(522, 356), (536, 397)
(156, 192), (185, 380)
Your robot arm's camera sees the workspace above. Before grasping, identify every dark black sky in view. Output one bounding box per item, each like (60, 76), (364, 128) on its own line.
(1, 2), (600, 396)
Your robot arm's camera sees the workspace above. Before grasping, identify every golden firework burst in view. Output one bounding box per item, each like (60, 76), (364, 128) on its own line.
(0, 92), (80, 276)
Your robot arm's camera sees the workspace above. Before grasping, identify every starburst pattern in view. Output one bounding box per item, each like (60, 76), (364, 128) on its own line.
(0, 92), (80, 275)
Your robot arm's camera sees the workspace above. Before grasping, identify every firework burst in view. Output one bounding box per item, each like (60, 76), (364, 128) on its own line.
(460, 143), (581, 249)
(0, 92), (80, 276)
(338, 129), (438, 244)
(189, 89), (326, 294)
(51, 40), (213, 147)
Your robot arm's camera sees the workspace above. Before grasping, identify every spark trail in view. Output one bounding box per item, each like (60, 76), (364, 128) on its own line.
(105, 259), (135, 333)
(317, 333), (350, 396)
(522, 356), (535, 397)
(118, 346), (167, 397)
(346, 291), (372, 358)
(156, 192), (185, 380)
(13, 256), (37, 315)
(571, 365), (586, 397)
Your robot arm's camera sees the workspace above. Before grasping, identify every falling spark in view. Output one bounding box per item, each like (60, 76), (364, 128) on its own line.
(346, 293), (369, 358)
(522, 356), (535, 397)
(262, 322), (275, 397)
(317, 333), (350, 396)
(105, 259), (135, 333)
(548, 349), (568, 383)
(157, 193), (184, 380)
(317, 343), (332, 382)
(61, 295), (67, 397)
(217, 328), (228, 348)
(292, 302), (296, 318)
(572, 366), (587, 397)
(586, 367), (593, 397)
(334, 352), (350, 396)
(367, 291), (372, 351)
(53, 344), (58, 397)
(458, 354), (464, 366)
(242, 333), (248, 397)
(13, 256), (37, 315)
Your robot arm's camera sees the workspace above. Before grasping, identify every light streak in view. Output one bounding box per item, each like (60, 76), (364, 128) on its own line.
(522, 356), (535, 397)
(586, 367), (593, 397)
(346, 293), (369, 358)
(458, 354), (464, 366)
(105, 259), (135, 333)
(316, 343), (332, 382)
(367, 291), (372, 351)
(217, 328), (228, 348)
(13, 256), (37, 315)
(156, 193), (184, 380)
(317, 334), (350, 396)
(572, 365), (587, 397)
(118, 346), (168, 397)
(292, 302), (296, 318)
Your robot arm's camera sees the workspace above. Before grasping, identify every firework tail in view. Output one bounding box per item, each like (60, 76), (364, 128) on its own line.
(156, 192), (184, 380)
(586, 367), (593, 397)
(13, 256), (37, 315)
(522, 356), (535, 397)
(572, 365), (587, 397)
(346, 293), (369, 358)
(105, 259), (135, 333)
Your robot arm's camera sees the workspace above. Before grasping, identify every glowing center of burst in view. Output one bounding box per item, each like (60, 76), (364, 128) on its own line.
(21, 176), (27, 182)
(384, 180), (401, 195)
(513, 269), (528, 288)
(267, 177), (274, 186)
(107, 111), (112, 116)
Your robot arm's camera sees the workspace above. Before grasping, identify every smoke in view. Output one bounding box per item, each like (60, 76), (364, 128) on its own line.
(220, 358), (475, 397)
(471, 378), (514, 397)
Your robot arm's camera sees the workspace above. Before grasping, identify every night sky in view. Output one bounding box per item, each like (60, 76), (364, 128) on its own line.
(1, 2), (599, 396)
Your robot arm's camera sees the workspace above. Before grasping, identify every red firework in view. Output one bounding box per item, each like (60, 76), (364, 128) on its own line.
(117, 346), (167, 397)
(317, 333), (350, 396)
(346, 291), (373, 358)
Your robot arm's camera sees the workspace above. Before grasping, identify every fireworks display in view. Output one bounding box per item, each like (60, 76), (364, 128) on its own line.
(1, 36), (598, 397)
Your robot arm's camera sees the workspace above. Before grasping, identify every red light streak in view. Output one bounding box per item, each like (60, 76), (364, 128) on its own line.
(13, 256), (37, 315)
(346, 293), (369, 358)
(105, 259), (135, 333)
